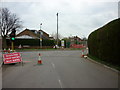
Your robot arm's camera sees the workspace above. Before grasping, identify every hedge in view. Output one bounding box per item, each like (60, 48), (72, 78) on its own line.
(88, 18), (120, 66)
(7, 39), (55, 47)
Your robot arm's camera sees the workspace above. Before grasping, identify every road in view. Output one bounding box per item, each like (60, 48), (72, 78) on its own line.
(2, 50), (119, 88)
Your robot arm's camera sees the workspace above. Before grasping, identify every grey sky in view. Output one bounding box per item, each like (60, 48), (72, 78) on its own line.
(1, 0), (119, 38)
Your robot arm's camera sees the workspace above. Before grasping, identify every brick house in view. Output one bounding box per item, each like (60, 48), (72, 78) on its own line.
(69, 36), (82, 44)
(16, 28), (51, 40)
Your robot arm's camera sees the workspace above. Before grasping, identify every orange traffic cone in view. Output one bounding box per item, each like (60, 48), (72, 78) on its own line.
(38, 53), (42, 64)
(8, 48), (11, 53)
(84, 55), (87, 59)
(81, 49), (84, 57)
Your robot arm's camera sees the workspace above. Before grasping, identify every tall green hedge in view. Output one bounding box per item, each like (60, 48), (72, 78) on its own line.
(7, 39), (55, 46)
(88, 18), (120, 65)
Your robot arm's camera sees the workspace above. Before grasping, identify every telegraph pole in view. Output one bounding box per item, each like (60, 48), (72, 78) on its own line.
(56, 13), (59, 46)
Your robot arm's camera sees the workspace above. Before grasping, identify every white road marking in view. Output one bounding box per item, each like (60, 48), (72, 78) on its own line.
(58, 79), (63, 88)
(51, 62), (63, 88)
(51, 63), (55, 68)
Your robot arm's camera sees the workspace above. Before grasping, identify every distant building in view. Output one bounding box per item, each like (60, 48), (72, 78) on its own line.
(49, 37), (54, 40)
(16, 28), (53, 40)
(69, 36), (82, 44)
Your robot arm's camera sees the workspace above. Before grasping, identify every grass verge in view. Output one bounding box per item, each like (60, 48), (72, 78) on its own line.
(15, 48), (54, 51)
(15, 48), (84, 52)
(88, 54), (120, 71)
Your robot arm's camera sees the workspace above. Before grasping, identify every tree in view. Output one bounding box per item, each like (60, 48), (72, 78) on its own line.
(50, 32), (63, 46)
(50, 32), (63, 40)
(0, 8), (22, 48)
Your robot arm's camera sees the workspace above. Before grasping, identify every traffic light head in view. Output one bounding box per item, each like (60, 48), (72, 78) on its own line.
(10, 29), (16, 41)
(11, 37), (15, 41)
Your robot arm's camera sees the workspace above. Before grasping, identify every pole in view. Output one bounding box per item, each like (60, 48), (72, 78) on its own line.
(56, 13), (58, 46)
(40, 32), (42, 49)
(40, 23), (42, 49)
(11, 41), (14, 52)
(40, 23), (42, 30)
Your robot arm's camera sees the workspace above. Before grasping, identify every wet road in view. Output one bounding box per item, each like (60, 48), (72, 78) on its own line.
(2, 50), (119, 88)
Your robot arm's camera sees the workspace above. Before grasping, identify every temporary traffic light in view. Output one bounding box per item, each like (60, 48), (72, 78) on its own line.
(10, 28), (16, 41)
(11, 37), (15, 41)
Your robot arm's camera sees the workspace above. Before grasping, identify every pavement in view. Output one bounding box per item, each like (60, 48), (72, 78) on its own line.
(0, 52), (2, 67)
(0, 52), (2, 90)
(2, 50), (119, 88)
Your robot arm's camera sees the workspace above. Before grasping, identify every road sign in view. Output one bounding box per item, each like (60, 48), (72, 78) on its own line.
(3, 52), (22, 64)
(61, 40), (64, 47)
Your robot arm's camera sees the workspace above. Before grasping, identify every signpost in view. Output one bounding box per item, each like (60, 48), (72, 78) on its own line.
(61, 40), (64, 48)
(3, 52), (22, 64)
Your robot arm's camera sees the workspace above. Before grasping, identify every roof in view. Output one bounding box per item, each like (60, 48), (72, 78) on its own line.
(16, 29), (39, 38)
(38, 30), (49, 36)
(16, 28), (50, 39)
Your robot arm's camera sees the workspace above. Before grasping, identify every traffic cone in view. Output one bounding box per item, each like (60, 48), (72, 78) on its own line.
(84, 55), (87, 59)
(38, 53), (42, 64)
(3, 48), (6, 53)
(8, 48), (11, 53)
(81, 49), (84, 57)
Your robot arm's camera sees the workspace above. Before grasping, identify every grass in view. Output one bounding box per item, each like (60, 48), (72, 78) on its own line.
(88, 54), (120, 71)
(15, 48), (85, 52)
(15, 48), (57, 52)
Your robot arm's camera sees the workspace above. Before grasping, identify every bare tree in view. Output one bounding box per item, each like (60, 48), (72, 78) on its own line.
(50, 32), (63, 40)
(0, 8), (22, 48)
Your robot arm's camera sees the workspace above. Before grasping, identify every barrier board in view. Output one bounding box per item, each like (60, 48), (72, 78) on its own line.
(3, 52), (22, 64)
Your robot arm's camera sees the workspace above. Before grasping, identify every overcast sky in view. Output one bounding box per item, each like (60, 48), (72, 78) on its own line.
(1, 0), (119, 38)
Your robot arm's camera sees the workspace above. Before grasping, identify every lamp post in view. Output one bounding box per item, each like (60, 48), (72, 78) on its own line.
(40, 23), (42, 49)
(40, 23), (42, 30)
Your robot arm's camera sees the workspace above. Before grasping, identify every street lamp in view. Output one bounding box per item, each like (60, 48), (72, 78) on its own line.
(40, 23), (42, 30)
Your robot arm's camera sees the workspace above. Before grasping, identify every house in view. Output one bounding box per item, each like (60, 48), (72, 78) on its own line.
(16, 28), (52, 40)
(69, 36), (82, 44)
(38, 30), (50, 39)
(16, 29), (38, 39)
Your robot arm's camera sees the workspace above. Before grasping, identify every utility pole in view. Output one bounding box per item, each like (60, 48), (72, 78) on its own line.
(56, 13), (59, 46)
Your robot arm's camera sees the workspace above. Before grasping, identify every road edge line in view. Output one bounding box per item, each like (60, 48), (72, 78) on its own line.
(87, 57), (119, 73)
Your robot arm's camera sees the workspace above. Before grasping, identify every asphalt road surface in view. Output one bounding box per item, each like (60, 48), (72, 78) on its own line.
(2, 50), (119, 88)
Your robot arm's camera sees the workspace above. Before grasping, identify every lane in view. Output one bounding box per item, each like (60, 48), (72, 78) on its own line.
(50, 56), (118, 88)
(2, 50), (119, 88)
(3, 51), (62, 88)
(43, 50), (118, 88)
